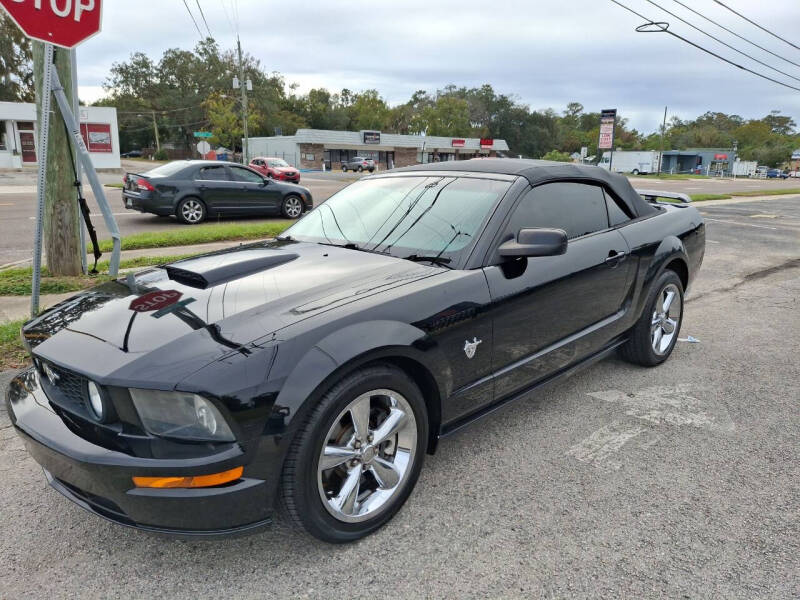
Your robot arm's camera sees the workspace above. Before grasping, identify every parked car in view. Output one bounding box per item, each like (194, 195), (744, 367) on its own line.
(121, 160), (312, 223)
(9, 159), (704, 542)
(342, 156), (375, 172)
(766, 168), (789, 179)
(249, 157), (300, 183)
(121, 150), (142, 158)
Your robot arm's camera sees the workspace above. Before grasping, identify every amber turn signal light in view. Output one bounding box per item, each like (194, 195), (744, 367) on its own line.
(132, 466), (243, 489)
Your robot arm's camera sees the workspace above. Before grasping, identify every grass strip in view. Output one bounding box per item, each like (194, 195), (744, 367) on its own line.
(689, 194), (732, 201)
(0, 253), (203, 296)
(91, 220), (292, 252)
(0, 318), (28, 370)
(730, 188), (800, 197)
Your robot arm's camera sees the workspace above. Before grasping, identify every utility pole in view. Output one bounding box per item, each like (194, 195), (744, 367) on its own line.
(151, 110), (161, 151)
(658, 106), (667, 176)
(236, 35), (249, 164)
(32, 42), (82, 278)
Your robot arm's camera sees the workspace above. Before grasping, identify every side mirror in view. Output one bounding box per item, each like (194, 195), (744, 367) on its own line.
(498, 228), (568, 258)
(260, 178), (269, 186)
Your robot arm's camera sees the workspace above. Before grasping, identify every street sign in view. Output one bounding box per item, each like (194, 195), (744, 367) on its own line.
(193, 131), (213, 138)
(196, 141), (211, 155)
(598, 109), (617, 150)
(129, 290), (183, 313)
(0, 0), (103, 48)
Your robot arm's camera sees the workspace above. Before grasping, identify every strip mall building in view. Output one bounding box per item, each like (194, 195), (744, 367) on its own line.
(0, 101), (120, 170)
(248, 129), (509, 171)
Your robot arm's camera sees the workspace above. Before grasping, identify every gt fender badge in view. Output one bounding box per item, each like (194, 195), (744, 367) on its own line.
(463, 337), (482, 359)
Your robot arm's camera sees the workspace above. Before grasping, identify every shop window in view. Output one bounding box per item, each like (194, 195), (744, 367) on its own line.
(0, 128), (7, 151)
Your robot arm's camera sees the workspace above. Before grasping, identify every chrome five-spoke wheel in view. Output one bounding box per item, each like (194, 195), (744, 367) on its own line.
(651, 282), (681, 355)
(317, 389), (417, 523)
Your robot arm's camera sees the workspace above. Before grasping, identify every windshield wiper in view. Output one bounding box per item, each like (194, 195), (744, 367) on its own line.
(402, 254), (453, 268)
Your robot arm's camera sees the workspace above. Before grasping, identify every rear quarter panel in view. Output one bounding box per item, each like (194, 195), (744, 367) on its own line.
(617, 204), (705, 328)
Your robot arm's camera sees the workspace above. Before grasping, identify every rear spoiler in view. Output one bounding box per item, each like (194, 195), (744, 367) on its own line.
(636, 189), (692, 204)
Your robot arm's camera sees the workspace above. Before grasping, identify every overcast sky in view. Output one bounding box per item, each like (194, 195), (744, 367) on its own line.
(74, 0), (800, 133)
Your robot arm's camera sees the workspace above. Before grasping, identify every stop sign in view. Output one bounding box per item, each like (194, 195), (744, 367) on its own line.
(0, 0), (102, 48)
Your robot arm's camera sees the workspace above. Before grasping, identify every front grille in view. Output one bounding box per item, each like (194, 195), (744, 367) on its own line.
(37, 360), (91, 418)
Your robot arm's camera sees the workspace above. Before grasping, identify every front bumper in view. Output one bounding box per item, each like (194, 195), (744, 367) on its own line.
(6, 369), (273, 537)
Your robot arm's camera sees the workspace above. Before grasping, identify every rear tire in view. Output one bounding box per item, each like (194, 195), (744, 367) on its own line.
(632, 168), (640, 175)
(278, 364), (428, 543)
(620, 270), (684, 366)
(341, 166), (347, 172)
(176, 197), (206, 224)
(357, 166), (363, 172)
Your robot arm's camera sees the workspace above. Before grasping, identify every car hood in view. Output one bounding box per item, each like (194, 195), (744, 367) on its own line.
(24, 241), (442, 386)
(274, 166), (297, 174)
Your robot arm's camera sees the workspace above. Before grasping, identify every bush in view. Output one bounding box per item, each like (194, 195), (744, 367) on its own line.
(541, 149), (573, 163)
(153, 148), (169, 161)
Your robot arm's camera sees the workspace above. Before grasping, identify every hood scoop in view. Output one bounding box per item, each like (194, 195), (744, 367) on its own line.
(164, 249), (298, 289)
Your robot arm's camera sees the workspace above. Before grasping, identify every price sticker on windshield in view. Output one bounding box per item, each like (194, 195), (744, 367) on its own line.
(129, 290), (183, 312)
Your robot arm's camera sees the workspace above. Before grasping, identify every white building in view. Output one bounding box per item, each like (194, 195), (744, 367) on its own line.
(0, 101), (121, 170)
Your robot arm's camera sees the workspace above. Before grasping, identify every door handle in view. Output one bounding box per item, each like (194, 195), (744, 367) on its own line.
(605, 250), (627, 265)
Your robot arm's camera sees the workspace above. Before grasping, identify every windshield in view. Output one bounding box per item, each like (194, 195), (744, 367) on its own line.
(142, 161), (189, 177)
(268, 159), (289, 167)
(283, 175), (511, 264)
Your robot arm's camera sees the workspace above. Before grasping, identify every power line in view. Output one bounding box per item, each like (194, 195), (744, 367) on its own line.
(195, 0), (213, 38)
(643, 0), (800, 84)
(117, 103), (206, 115)
(608, 0), (800, 92)
(181, 0), (204, 40)
(670, 0), (800, 70)
(712, 0), (800, 52)
(220, 0), (236, 36)
(121, 119), (210, 133)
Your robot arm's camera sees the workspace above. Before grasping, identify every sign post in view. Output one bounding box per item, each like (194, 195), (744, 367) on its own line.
(598, 108), (617, 170)
(0, 0), (119, 317)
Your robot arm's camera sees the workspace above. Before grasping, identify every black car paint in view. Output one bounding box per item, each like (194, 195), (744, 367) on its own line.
(7, 161), (704, 536)
(122, 160), (313, 218)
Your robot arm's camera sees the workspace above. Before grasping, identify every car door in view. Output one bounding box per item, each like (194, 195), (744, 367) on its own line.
(483, 181), (636, 401)
(194, 165), (239, 213)
(227, 165), (282, 214)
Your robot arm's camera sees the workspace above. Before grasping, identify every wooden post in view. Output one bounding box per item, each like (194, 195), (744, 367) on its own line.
(33, 42), (82, 276)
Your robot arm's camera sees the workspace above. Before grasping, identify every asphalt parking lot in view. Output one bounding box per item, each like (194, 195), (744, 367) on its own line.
(0, 196), (798, 598)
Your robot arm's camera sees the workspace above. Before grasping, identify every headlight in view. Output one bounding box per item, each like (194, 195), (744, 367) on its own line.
(129, 389), (235, 442)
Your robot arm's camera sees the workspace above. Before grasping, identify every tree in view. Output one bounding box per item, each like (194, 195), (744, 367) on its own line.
(349, 90), (391, 131)
(0, 13), (34, 102)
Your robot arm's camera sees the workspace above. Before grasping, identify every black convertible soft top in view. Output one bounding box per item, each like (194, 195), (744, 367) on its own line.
(391, 158), (657, 218)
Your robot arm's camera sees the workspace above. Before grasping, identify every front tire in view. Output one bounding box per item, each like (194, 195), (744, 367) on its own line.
(279, 364), (428, 543)
(620, 269), (684, 366)
(631, 168), (640, 175)
(281, 195), (304, 219)
(176, 197), (206, 224)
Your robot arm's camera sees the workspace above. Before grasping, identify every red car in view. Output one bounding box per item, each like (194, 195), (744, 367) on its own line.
(249, 157), (301, 183)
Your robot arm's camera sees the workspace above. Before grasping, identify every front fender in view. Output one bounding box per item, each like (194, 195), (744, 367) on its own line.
(270, 320), (451, 434)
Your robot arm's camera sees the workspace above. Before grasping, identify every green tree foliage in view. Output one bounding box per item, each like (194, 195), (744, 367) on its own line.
(0, 13), (34, 102)
(94, 41), (799, 165)
(541, 150), (573, 162)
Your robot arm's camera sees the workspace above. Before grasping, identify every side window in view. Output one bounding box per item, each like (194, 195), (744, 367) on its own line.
(604, 189), (631, 227)
(230, 166), (266, 183)
(509, 182), (609, 239)
(196, 166), (229, 181)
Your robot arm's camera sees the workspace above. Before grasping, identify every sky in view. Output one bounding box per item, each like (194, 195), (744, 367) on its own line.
(72, 0), (800, 134)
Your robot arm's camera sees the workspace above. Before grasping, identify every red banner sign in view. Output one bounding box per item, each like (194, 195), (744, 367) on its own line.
(129, 290), (182, 313)
(0, 0), (103, 48)
(451, 139), (466, 147)
(479, 138), (494, 148)
(714, 153), (728, 160)
(80, 123), (112, 153)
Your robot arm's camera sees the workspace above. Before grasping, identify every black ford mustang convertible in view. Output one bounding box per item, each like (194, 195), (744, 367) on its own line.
(7, 159), (704, 542)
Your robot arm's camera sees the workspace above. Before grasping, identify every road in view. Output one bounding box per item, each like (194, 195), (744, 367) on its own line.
(1, 166), (799, 266)
(0, 172), (354, 266)
(0, 196), (798, 598)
